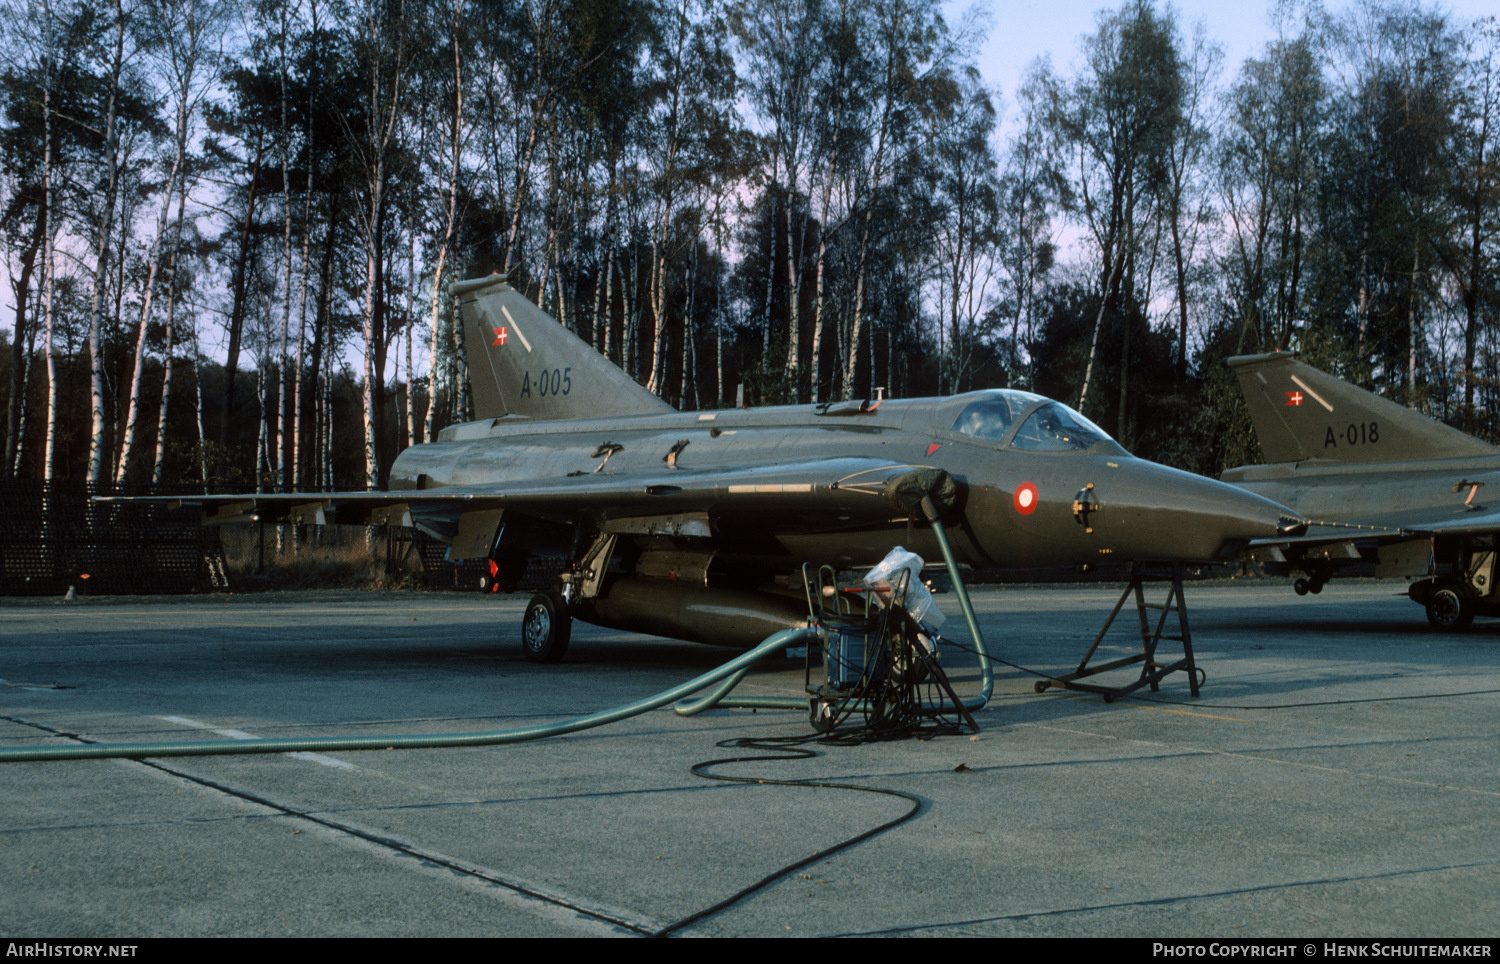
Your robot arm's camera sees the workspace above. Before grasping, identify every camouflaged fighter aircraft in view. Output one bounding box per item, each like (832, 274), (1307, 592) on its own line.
(1222, 351), (1500, 628)
(105, 277), (1301, 661)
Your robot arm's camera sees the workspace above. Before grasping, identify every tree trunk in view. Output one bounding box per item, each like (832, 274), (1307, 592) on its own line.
(219, 155), (263, 478)
(85, 0), (126, 484)
(40, 14), (57, 482)
(151, 189), (191, 485)
(6, 211), (44, 475)
(116, 106), (189, 484)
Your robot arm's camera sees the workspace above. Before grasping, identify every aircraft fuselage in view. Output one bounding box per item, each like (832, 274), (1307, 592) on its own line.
(393, 392), (1292, 575)
(1223, 455), (1500, 530)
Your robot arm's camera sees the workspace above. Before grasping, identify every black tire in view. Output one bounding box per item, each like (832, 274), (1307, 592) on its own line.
(1294, 579), (1310, 596)
(809, 698), (837, 733)
(1426, 584), (1475, 630)
(521, 590), (571, 662)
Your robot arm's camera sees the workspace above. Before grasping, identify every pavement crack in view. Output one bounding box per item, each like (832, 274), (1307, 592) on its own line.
(830, 858), (1500, 936)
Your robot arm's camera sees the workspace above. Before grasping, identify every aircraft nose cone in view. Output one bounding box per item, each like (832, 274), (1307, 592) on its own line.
(1098, 462), (1301, 561)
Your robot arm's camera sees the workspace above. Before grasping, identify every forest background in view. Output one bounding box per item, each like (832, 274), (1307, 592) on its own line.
(1, 0), (1496, 494)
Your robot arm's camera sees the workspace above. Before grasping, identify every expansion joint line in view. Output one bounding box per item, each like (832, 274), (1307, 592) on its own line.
(1, 712), (656, 936)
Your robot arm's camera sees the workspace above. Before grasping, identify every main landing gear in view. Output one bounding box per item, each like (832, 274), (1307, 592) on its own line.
(521, 589), (572, 663)
(1409, 548), (1495, 631)
(1422, 580), (1475, 630)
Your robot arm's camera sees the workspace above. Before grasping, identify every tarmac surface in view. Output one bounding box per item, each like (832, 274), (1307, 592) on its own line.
(1, 579), (1497, 938)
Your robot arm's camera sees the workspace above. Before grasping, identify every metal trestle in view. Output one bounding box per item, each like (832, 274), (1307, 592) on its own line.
(1035, 560), (1202, 702)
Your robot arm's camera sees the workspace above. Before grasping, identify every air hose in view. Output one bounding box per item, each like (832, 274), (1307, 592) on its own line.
(0, 627), (817, 764)
(675, 503), (994, 717)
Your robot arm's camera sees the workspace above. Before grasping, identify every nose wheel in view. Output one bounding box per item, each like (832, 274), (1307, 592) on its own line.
(521, 590), (572, 662)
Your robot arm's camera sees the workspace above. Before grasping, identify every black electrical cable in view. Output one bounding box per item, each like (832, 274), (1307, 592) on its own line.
(651, 740), (924, 938)
(1100, 685), (1500, 711)
(656, 628), (970, 935)
(821, 669), (971, 745)
(810, 622), (976, 744)
(652, 592), (972, 935)
(934, 636), (1500, 710)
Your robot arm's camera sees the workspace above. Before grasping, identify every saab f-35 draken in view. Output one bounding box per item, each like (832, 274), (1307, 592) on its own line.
(107, 276), (1300, 660)
(1223, 351), (1500, 628)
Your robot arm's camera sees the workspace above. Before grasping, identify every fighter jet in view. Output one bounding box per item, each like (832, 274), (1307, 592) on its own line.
(104, 277), (1298, 660)
(1222, 351), (1500, 628)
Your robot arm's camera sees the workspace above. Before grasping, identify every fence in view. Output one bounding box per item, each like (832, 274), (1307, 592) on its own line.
(0, 481), (223, 596)
(0, 480), (554, 596)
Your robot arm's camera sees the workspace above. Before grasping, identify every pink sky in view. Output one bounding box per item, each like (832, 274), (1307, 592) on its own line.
(967, 0), (1497, 129)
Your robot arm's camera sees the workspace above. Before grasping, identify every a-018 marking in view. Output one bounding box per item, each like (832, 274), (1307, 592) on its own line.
(1325, 421), (1379, 449)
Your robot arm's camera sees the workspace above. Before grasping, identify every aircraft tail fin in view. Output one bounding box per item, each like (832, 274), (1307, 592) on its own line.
(453, 275), (674, 421)
(1225, 352), (1497, 464)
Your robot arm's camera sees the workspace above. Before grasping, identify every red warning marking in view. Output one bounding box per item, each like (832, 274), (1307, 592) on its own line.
(926, 443), (941, 456)
(493, 327), (508, 346)
(1013, 482), (1039, 515)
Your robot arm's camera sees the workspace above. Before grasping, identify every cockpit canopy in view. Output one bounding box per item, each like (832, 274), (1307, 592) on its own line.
(948, 390), (1128, 455)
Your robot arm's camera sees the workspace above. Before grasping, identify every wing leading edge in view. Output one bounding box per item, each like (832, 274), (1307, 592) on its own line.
(94, 457), (936, 558)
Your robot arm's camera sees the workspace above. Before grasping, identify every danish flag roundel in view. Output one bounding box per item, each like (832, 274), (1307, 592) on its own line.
(1013, 482), (1039, 515)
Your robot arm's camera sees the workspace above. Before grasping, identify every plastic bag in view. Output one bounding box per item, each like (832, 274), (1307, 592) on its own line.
(863, 546), (945, 628)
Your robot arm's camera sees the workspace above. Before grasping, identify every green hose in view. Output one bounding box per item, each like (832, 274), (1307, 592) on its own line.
(925, 511), (994, 707)
(0, 628), (817, 764)
(672, 664), (819, 716)
(675, 514), (993, 717)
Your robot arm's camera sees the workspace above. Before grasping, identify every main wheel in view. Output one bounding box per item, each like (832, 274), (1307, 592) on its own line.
(521, 590), (571, 662)
(1426, 584), (1475, 630)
